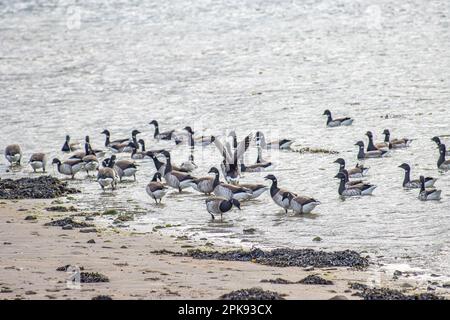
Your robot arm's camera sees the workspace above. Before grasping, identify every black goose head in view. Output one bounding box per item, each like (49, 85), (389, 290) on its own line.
(65, 135), (71, 142)
(52, 158), (61, 165)
(210, 136), (216, 143)
(334, 172), (346, 180)
(101, 129), (110, 137)
(323, 109), (331, 116)
(131, 129), (141, 137)
(183, 126), (194, 134)
(231, 199), (241, 210)
(138, 139), (145, 146)
(264, 174), (277, 182)
(365, 131), (373, 138)
(355, 141), (364, 148)
(85, 136), (90, 143)
(152, 172), (162, 182)
(333, 158), (345, 166)
(208, 167), (220, 175)
(398, 163), (411, 171)
(382, 129), (390, 136)
(149, 120), (158, 127)
(432, 136), (441, 146)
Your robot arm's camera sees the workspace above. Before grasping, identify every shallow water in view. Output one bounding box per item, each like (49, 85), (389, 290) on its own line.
(0, 0), (449, 277)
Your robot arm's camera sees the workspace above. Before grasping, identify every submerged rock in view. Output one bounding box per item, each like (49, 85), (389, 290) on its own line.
(184, 248), (369, 269)
(0, 176), (79, 199)
(220, 287), (285, 300)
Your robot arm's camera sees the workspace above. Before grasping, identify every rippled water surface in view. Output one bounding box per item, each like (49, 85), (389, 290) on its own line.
(1, 0), (449, 276)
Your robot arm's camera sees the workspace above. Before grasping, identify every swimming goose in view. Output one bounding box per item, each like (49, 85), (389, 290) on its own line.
(183, 126), (215, 147)
(333, 158), (369, 178)
(239, 184), (269, 200)
(122, 130), (142, 153)
(381, 129), (412, 149)
(97, 156), (118, 190)
(146, 172), (169, 204)
(85, 136), (106, 158)
(437, 144), (450, 171)
(180, 154), (198, 172)
(281, 192), (321, 214)
(29, 153), (47, 172)
(101, 129), (130, 151)
(213, 133), (252, 184)
(335, 172), (377, 197)
(255, 131), (294, 150)
(418, 176), (442, 201)
(208, 167), (252, 201)
(4, 144), (22, 165)
(398, 163), (436, 189)
(432, 137), (450, 156)
(355, 141), (388, 159)
(52, 158), (84, 179)
(205, 197), (241, 221)
(366, 131), (388, 152)
(341, 169), (365, 188)
(264, 174), (297, 213)
(323, 109), (353, 127)
(114, 158), (139, 181)
(149, 120), (176, 141)
(130, 142), (147, 160)
(61, 135), (80, 152)
(240, 153), (273, 173)
(147, 151), (189, 176)
(161, 150), (195, 192)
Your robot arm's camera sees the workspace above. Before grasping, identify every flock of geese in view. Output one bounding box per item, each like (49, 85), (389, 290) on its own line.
(3, 111), (450, 220)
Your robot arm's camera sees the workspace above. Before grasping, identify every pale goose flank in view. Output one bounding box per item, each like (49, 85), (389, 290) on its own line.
(208, 167), (252, 201)
(29, 153), (47, 172)
(239, 184), (269, 200)
(61, 135), (80, 153)
(418, 176), (442, 201)
(437, 144), (450, 171)
(114, 156), (139, 182)
(335, 172), (377, 197)
(255, 131), (294, 150)
(205, 197), (241, 221)
(52, 158), (84, 179)
(323, 109), (353, 127)
(264, 174), (297, 213)
(355, 141), (388, 160)
(398, 163), (436, 189)
(97, 156), (118, 190)
(281, 192), (321, 214)
(130, 142), (146, 160)
(146, 172), (169, 204)
(432, 136), (450, 156)
(82, 152), (99, 176)
(333, 158), (369, 178)
(161, 150), (195, 192)
(5, 144), (22, 165)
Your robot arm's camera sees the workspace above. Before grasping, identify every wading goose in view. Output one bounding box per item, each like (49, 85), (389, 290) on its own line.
(180, 154), (198, 172)
(264, 174), (297, 213)
(240, 148), (273, 173)
(432, 137), (450, 156)
(183, 126), (215, 147)
(122, 130), (142, 153)
(366, 131), (388, 152)
(85, 136), (106, 158)
(4, 144), (22, 165)
(255, 131), (294, 150)
(61, 135), (80, 152)
(341, 169), (365, 188)
(323, 109), (353, 127)
(281, 192), (321, 214)
(101, 130), (129, 152)
(418, 176), (442, 201)
(97, 157), (118, 190)
(213, 133), (252, 184)
(190, 174), (216, 195)
(205, 197), (241, 220)
(335, 172), (377, 197)
(149, 120), (176, 141)
(239, 184), (269, 200)
(130, 142), (147, 160)
(82, 153), (99, 176)
(114, 157), (138, 181)
(161, 150), (195, 192)
(52, 158), (84, 179)
(333, 158), (369, 178)
(146, 172), (169, 204)
(29, 153), (47, 172)
(355, 141), (388, 160)
(70, 140), (93, 160)
(398, 163), (436, 189)
(208, 167), (252, 201)
(382, 129), (412, 149)
(437, 144), (450, 171)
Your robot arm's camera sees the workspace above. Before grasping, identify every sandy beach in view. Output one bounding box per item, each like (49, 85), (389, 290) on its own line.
(0, 198), (447, 300)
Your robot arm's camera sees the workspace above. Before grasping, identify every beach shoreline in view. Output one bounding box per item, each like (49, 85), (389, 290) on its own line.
(0, 198), (448, 300)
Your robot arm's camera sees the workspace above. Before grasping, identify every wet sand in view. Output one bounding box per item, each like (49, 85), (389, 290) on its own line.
(0, 199), (447, 300)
